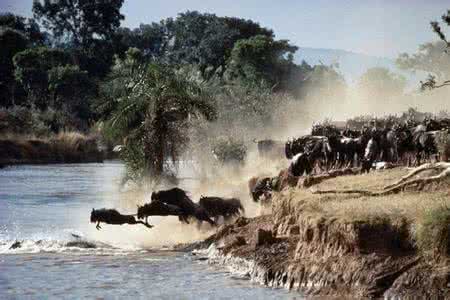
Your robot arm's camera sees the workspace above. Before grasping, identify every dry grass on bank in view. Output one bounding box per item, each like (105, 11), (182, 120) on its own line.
(0, 131), (103, 164)
(273, 167), (450, 254)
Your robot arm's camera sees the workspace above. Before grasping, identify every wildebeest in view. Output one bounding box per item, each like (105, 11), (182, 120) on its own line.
(253, 139), (285, 159)
(342, 127), (361, 138)
(288, 152), (313, 176)
(248, 176), (276, 202)
(90, 208), (153, 230)
(198, 196), (244, 222)
(412, 126), (439, 165)
(361, 138), (379, 173)
(151, 188), (216, 226)
(137, 201), (184, 225)
(286, 135), (333, 170)
(379, 128), (399, 162)
(311, 123), (341, 137)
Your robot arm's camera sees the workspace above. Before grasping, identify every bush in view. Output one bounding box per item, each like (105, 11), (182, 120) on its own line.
(211, 136), (247, 164)
(0, 105), (49, 135)
(416, 206), (450, 258)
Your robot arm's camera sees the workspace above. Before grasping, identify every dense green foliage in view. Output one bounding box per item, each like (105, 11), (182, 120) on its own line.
(99, 49), (216, 179)
(0, 4), (347, 181)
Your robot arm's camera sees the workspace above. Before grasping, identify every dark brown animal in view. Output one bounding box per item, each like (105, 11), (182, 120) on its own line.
(199, 196), (244, 222)
(288, 152), (313, 177)
(151, 188), (216, 226)
(249, 176), (273, 202)
(137, 201), (184, 225)
(90, 208), (153, 230)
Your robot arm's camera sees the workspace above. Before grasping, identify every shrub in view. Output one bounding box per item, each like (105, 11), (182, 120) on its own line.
(416, 206), (450, 258)
(211, 136), (247, 164)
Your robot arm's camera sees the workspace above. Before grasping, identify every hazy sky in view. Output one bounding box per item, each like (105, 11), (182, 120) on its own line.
(2, 0), (449, 58)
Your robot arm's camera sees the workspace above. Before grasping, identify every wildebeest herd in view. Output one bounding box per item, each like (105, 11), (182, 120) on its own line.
(249, 115), (450, 202)
(91, 188), (244, 230)
(92, 113), (450, 230)
(280, 116), (450, 176)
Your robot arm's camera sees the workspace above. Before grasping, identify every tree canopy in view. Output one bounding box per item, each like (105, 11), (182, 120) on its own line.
(33, 0), (124, 48)
(358, 67), (406, 98)
(101, 49), (216, 180)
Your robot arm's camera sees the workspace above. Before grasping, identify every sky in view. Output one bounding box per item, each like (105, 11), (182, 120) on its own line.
(1, 0), (449, 58)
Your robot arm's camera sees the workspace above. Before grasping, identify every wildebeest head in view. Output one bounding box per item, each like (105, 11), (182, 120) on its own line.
(150, 190), (167, 202)
(137, 205), (144, 220)
(289, 152), (312, 177)
(285, 139), (293, 159)
(90, 208), (99, 223)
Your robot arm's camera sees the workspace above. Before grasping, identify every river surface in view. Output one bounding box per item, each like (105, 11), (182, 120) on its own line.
(0, 162), (298, 299)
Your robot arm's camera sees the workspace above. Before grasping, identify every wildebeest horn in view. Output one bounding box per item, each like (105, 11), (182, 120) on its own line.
(253, 138), (258, 143)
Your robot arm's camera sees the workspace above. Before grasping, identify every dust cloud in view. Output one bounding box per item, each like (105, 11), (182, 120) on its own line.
(95, 74), (450, 248)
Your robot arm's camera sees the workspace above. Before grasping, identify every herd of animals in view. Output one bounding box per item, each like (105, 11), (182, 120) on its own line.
(90, 188), (244, 230)
(91, 113), (450, 230)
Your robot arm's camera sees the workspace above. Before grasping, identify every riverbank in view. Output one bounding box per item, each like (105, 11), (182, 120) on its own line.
(188, 168), (450, 298)
(0, 132), (105, 166)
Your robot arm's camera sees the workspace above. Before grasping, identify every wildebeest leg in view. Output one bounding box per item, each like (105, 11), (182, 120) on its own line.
(196, 220), (202, 230)
(205, 217), (216, 226)
(178, 215), (190, 224)
(96, 221), (101, 230)
(416, 151), (422, 166)
(136, 221), (154, 228)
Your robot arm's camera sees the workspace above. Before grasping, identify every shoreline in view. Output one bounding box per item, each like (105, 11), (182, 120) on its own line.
(0, 136), (105, 166)
(180, 168), (450, 298)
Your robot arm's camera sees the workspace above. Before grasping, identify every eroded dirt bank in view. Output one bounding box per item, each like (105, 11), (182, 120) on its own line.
(187, 169), (450, 298)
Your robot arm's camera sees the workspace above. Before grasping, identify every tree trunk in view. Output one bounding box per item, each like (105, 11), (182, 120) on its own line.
(155, 131), (165, 176)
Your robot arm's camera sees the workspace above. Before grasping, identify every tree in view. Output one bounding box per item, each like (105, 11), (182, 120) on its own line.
(0, 12), (47, 45)
(114, 23), (166, 60)
(33, 0), (124, 48)
(33, 0), (125, 77)
(431, 10), (450, 47)
(160, 11), (276, 78)
(396, 41), (450, 81)
(400, 9), (450, 90)
(226, 34), (298, 89)
(13, 47), (72, 109)
(101, 49), (216, 181)
(358, 67), (406, 98)
(301, 64), (346, 97)
(0, 28), (28, 106)
(48, 65), (95, 123)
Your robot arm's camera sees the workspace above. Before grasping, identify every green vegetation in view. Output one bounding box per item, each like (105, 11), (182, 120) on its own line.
(0, 3), (341, 180)
(99, 49), (216, 180)
(2, 3), (449, 182)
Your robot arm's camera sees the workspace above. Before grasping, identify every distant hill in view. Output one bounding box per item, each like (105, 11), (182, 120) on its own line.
(294, 47), (423, 87)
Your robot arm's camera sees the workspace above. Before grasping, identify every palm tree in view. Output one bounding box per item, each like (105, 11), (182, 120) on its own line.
(100, 48), (216, 181)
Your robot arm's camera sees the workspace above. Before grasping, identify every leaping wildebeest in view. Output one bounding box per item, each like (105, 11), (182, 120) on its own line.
(137, 200), (184, 225)
(199, 196), (244, 223)
(151, 188), (216, 226)
(90, 208), (153, 230)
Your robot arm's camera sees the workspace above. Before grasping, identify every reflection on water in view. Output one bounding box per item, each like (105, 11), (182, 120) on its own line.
(0, 162), (298, 299)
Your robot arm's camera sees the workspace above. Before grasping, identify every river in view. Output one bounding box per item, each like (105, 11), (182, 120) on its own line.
(0, 162), (298, 299)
